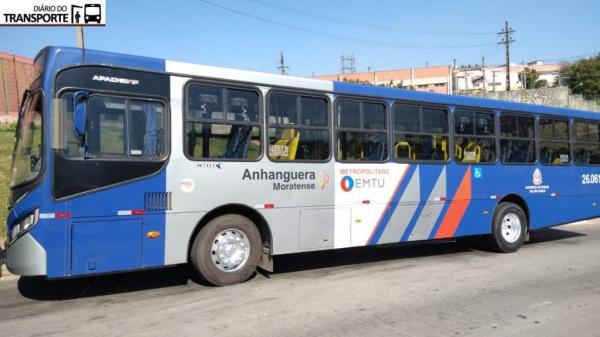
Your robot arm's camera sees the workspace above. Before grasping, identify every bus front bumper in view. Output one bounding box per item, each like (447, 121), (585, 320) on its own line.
(6, 233), (46, 276)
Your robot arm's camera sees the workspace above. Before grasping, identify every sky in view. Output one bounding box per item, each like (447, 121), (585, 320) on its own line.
(1, 0), (599, 77)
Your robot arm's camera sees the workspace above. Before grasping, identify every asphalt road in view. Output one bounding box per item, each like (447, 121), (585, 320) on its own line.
(1, 220), (600, 337)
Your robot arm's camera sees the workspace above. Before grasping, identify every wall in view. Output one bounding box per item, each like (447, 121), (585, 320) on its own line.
(0, 52), (36, 124)
(462, 86), (600, 112)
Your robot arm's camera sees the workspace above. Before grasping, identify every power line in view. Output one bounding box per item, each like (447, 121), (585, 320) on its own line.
(541, 51), (600, 63)
(246, 0), (497, 36)
(198, 0), (497, 50)
(0, 31), (39, 53)
(0, 27), (48, 45)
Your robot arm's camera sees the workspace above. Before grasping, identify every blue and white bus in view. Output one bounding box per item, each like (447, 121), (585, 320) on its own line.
(7, 46), (600, 285)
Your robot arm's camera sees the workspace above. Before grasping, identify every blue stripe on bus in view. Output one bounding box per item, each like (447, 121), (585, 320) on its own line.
(400, 165), (445, 242)
(368, 165), (417, 245)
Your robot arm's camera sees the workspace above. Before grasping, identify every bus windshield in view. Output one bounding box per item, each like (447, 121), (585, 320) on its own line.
(86, 6), (100, 15)
(11, 91), (43, 187)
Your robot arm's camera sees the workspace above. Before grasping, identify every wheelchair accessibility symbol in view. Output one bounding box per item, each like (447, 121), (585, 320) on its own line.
(473, 167), (483, 179)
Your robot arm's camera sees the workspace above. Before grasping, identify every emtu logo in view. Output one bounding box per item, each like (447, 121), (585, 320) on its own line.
(340, 176), (354, 192)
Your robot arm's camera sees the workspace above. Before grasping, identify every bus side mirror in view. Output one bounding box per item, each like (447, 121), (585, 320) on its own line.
(73, 91), (89, 138)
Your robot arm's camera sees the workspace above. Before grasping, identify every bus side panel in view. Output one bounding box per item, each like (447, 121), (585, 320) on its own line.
(71, 218), (142, 275)
(60, 172), (167, 276)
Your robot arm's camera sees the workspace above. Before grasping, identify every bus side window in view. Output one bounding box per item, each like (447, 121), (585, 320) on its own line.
(61, 94), (167, 160)
(539, 117), (570, 164)
(336, 99), (388, 162)
(500, 114), (536, 164)
(573, 120), (600, 165)
(268, 93), (330, 161)
(393, 104), (448, 162)
(185, 83), (261, 160)
(453, 109), (496, 163)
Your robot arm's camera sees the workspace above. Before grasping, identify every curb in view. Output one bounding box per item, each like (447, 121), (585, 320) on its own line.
(0, 265), (17, 282)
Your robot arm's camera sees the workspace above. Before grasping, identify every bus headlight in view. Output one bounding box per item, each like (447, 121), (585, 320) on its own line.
(9, 209), (39, 244)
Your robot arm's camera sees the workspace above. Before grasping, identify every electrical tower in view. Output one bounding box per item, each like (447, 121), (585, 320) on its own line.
(340, 54), (356, 74)
(277, 51), (289, 75)
(497, 21), (515, 91)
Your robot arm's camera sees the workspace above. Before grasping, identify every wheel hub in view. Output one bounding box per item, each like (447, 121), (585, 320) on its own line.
(210, 229), (251, 272)
(501, 213), (522, 243)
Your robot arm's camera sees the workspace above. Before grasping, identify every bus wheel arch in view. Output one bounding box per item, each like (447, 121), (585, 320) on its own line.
(498, 194), (530, 229)
(188, 204), (273, 273)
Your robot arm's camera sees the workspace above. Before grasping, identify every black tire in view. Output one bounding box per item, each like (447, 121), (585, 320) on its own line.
(190, 214), (262, 286)
(488, 202), (527, 253)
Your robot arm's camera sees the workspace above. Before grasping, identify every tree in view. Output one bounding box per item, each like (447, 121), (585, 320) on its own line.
(560, 54), (600, 100)
(520, 68), (548, 89)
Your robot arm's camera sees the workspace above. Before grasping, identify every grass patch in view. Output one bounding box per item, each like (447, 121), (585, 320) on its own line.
(0, 129), (14, 243)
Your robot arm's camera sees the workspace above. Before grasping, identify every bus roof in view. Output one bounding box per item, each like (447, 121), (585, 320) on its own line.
(40, 46), (600, 120)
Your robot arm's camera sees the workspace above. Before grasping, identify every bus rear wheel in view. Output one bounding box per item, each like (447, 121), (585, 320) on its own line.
(488, 202), (527, 253)
(190, 214), (262, 286)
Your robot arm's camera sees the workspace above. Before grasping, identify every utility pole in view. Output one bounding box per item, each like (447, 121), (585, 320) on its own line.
(452, 58), (457, 94)
(340, 54), (356, 74)
(277, 51), (288, 75)
(481, 57), (486, 96)
(522, 64), (527, 91)
(76, 26), (85, 49)
(497, 21), (515, 91)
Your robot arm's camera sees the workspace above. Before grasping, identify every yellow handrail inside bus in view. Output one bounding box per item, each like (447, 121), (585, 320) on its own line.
(395, 141), (415, 160)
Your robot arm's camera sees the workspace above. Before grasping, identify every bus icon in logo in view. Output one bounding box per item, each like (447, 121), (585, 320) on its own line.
(71, 4), (102, 24)
(84, 4), (102, 23)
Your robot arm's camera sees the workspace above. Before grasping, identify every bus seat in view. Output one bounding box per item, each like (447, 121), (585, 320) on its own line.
(366, 141), (385, 161)
(395, 141), (414, 160)
(454, 144), (462, 161)
(462, 142), (481, 163)
(224, 125), (252, 158)
(270, 129), (300, 160)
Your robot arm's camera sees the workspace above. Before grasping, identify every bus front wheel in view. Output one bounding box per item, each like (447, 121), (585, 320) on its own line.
(190, 214), (262, 286)
(488, 202), (527, 253)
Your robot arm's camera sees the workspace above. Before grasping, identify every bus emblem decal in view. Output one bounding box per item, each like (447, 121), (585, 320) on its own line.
(316, 171), (329, 190)
(533, 168), (542, 186)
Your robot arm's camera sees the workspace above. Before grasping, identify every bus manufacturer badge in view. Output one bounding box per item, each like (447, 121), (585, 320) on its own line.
(180, 178), (195, 193)
(92, 75), (139, 85)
